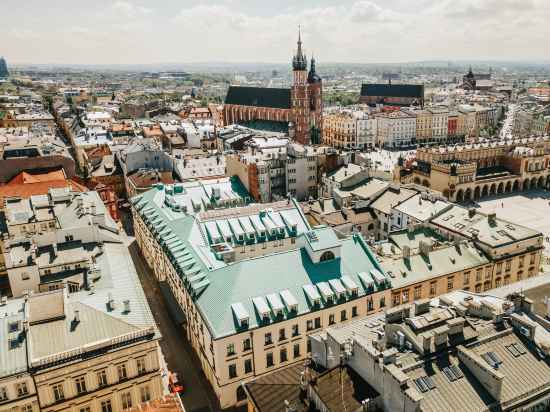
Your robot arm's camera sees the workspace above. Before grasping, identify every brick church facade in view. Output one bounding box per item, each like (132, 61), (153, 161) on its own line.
(222, 31), (323, 145)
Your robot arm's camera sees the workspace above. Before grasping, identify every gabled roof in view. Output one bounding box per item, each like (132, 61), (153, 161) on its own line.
(225, 86), (291, 109)
(361, 83), (424, 99)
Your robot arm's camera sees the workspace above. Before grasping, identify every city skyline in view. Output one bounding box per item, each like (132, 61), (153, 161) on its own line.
(3, 0), (550, 65)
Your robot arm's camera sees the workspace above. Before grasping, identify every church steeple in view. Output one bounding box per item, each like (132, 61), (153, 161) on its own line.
(292, 26), (307, 71)
(308, 55), (321, 84)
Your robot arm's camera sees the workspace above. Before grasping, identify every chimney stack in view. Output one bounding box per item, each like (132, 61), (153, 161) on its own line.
(123, 300), (131, 313)
(74, 309), (80, 323)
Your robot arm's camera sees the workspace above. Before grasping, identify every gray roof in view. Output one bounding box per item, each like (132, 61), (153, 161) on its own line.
(0, 305), (27, 378)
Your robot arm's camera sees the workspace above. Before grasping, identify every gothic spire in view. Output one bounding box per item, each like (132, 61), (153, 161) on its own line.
(292, 26), (307, 71)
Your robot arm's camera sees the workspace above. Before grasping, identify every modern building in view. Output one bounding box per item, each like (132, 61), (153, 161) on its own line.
(131, 184), (392, 408)
(0, 57), (8, 78)
(222, 31), (322, 145)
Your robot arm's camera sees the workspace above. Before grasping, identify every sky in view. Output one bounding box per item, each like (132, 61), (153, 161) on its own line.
(2, 0), (550, 65)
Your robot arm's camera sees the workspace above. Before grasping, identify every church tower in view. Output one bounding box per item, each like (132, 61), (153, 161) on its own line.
(291, 28), (311, 145)
(307, 55), (323, 145)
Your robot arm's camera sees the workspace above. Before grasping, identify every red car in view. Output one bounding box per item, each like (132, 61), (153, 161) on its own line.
(169, 373), (184, 394)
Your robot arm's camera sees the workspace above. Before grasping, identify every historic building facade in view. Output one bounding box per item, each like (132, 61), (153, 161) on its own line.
(395, 136), (550, 202)
(222, 31), (322, 145)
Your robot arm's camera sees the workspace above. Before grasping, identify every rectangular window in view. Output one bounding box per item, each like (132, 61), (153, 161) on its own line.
(414, 286), (422, 300)
(519, 256), (525, 268)
(140, 386), (151, 403)
(0, 387), (7, 401)
(264, 333), (272, 346)
(17, 382), (28, 397)
(136, 357), (146, 375)
(280, 348), (288, 363)
(243, 338), (251, 351)
(306, 320), (313, 331)
(117, 363), (128, 380)
(75, 376), (87, 394)
(307, 339), (311, 353)
(485, 267), (492, 279)
(340, 310), (347, 322)
(22, 405), (33, 412)
(279, 328), (286, 341)
(227, 343), (235, 356)
(266, 352), (274, 367)
(314, 317), (321, 329)
(52, 384), (64, 402)
(292, 324), (299, 337)
(505, 260), (512, 272)
(447, 276), (454, 291)
(293, 343), (301, 358)
(97, 370), (108, 387)
(379, 297), (385, 308)
(402, 290), (409, 304)
(244, 358), (253, 374)
(530, 253), (536, 265)
(496, 263), (502, 274)
(121, 392), (132, 410)
(352, 306), (358, 317)
(392, 293), (401, 306)
(476, 269), (482, 282)
(429, 282), (437, 297)
(329, 314), (335, 325)
(101, 399), (113, 412)
(228, 364), (237, 379)
(463, 271), (470, 285)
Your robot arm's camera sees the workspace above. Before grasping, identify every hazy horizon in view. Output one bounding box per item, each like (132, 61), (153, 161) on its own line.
(3, 0), (550, 65)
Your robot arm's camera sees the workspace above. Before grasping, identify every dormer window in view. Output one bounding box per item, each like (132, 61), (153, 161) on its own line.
(320, 251), (335, 262)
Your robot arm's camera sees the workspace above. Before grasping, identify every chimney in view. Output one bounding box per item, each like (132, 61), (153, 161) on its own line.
(488, 213), (497, 225)
(422, 333), (432, 354)
(52, 244), (58, 257)
(74, 309), (80, 323)
(468, 208), (476, 218)
(402, 245), (411, 260)
(108, 293), (115, 311)
(123, 300), (131, 313)
(91, 203), (97, 215)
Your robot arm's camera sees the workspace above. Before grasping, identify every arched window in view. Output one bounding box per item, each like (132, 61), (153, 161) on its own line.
(320, 251), (335, 262)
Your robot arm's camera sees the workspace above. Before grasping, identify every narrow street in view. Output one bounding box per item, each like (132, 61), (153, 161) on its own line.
(121, 218), (222, 412)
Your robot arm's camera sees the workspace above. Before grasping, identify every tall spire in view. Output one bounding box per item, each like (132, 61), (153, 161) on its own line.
(292, 26), (307, 71)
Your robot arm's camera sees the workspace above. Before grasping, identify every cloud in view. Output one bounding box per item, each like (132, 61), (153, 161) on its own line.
(350, 1), (398, 22)
(111, 1), (152, 19)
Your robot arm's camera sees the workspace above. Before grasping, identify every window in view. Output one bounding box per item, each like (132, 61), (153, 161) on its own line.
(227, 343), (235, 356)
(228, 364), (237, 379)
(266, 352), (274, 367)
(485, 267), (492, 279)
(16, 382), (28, 397)
(79, 407), (91, 412)
(264, 333), (272, 346)
(136, 357), (146, 375)
(307, 320), (313, 331)
(352, 306), (358, 317)
(519, 256), (525, 268)
(140, 386), (151, 403)
(243, 338), (251, 351)
(530, 253), (536, 265)
(340, 310), (347, 322)
(379, 296), (385, 308)
(319, 251), (335, 262)
(97, 370), (108, 387)
(505, 260), (512, 272)
(496, 263), (502, 274)
(463, 271), (470, 285)
(392, 293), (401, 306)
(21, 273), (30, 281)
(52, 384), (64, 402)
(75, 376), (87, 394)
(101, 399), (113, 412)
(476, 269), (482, 282)
(0, 387), (7, 401)
(414, 286), (422, 300)
(121, 392), (132, 410)
(244, 358), (253, 374)
(280, 348), (288, 363)
(117, 363), (128, 380)
(329, 314), (335, 325)
(279, 328), (286, 341)
(314, 317), (321, 329)
(8, 321), (20, 333)
(22, 404), (33, 412)
(307, 339), (311, 353)
(430, 282), (437, 297)
(402, 290), (409, 304)
(293, 342), (302, 359)
(292, 324), (299, 337)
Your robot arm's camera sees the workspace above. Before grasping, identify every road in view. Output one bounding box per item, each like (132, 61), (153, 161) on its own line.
(118, 210), (221, 412)
(499, 103), (516, 140)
